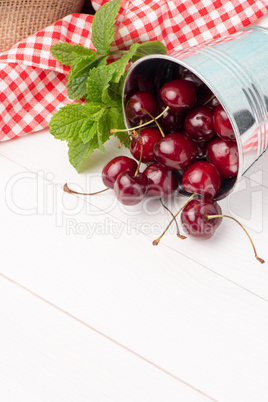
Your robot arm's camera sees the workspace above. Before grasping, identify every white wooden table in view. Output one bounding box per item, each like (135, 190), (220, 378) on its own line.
(1, 14), (268, 402)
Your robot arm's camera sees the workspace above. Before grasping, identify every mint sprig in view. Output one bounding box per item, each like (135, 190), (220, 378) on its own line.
(49, 0), (167, 172)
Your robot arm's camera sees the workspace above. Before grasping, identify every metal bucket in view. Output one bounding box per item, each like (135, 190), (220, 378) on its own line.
(123, 26), (268, 199)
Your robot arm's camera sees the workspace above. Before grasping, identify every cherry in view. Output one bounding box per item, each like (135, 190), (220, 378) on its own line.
(185, 106), (216, 141)
(102, 156), (138, 189)
(158, 101), (184, 133)
(143, 162), (179, 197)
(180, 197), (222, 239)
(213, 104), (236, 141)
(153, 132), (197, 171)
(207, 138), (239, 179)
(153, 191), (265, 263)
(179, 67), (212, 104)
(159, 79), (197, 112)
(114, 171), (148, 206)
(180, 197), (264, 262)
(192, 139), (209, 159)
(182, 161), (221, 198)
(130, 128), (163, 163)
(125, 91), (158, 125)
(180, 68), (205, 91)
(155, 60), (174, 101)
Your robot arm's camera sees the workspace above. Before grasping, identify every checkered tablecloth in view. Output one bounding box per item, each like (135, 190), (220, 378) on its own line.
(1, 0), (268, 141)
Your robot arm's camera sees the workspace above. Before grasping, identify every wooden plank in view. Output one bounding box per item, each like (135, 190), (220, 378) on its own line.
(0, 275), (211, 402)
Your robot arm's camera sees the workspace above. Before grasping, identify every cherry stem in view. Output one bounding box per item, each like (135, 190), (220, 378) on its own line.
(159, 198), (187, 239)
(118, 112), (135, 148)
(140, 108), (165, 137)
(134, 123), (143, 177)
(63, 183), (110, 196)
(206, 214), (265, 264)
(118, 132), (132, 149)
(118, 128), (140, 149)
(203, 94), (215, 106)
(153, 193), (196, 246)
(110, 106), (169, 134)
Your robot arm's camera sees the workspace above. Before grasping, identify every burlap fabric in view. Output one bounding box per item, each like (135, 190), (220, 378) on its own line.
(0, 0), (85, 52)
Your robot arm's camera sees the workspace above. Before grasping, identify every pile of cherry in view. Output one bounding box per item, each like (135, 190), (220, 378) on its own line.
(65, 65), (264, 263)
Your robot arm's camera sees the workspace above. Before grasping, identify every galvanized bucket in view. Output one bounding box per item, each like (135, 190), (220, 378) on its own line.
(123, 26), (268, 199)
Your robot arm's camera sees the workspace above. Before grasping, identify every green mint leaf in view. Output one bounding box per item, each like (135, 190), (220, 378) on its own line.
(49, 102), (109, 144)
(131, 41), (167, 62)
(97, 112), (112, 152)
(83, 102), (106, 120)
(49, 103), (88, 141)
(91, 0), (121, 55)
(106, 107), (124, 130)
(66, 105), (127, 171)
(108, 80), (124, 103)
(106, 107), (129, 147)
(51, 42), (96, 67)
(109, 43), (140, 83)
(86, 65), (114, 104)
(68, 110), (112, 171)
(49, 103), (127, 171)
(84, 43), (139, 106)
(68, 134), (100, 172)
(95, 55), (108, 67)
(67, 55), (98, 100)
(79, 119), (99, 144)
(79, 103), (106, 143)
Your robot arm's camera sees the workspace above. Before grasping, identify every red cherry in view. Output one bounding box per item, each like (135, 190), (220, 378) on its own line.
(180, 68), (205, 90)
(143, 162), (179, 197)
(130, 128), (162, 163)
(114, 171), (148, 206)
(125, 91), (158, 125)
(213, 105), (236, 141)
(160, 79), (197, 112)
(180, 197), (222, 239)
(179, 196), (264, 263)
(182, 161), (221, 198)
(207, 138), (239, 179)
(158, 101), (184, 133)
(179, 67), (212, 105)
(153, 132), (197, 171)
(185, 106), (216, 142)
(102, 156), (138, 189)
(192, 139), (209, 160)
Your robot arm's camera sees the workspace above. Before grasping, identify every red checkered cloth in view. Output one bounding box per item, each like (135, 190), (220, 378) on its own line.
(1, 0), (268, 141)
